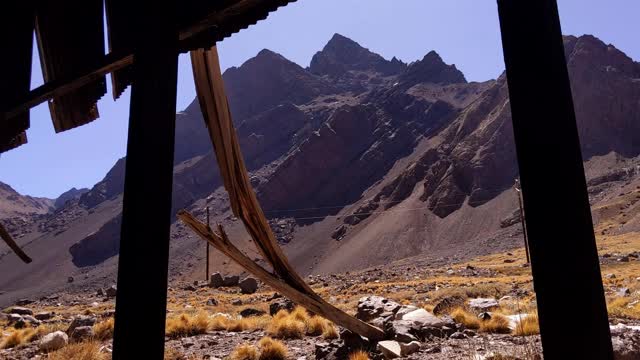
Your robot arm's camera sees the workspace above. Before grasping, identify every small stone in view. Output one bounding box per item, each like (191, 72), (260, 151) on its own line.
(239, 277), (258, 294)
(67, 315), (97, 335)
(478, 312), (492, 321)
(606, 274), (617, 279)
(222, 275), (240, 287)
(97, 288), (105, 297)
(449, 331), (467, 339)
(39, 331), (68, 351)
(15, 299), (33, 306)
(70, 326), (94, 341)
(68, 276), (74, 283)
(377, 340), (402, 359)
(270, 298), (295, 315)
(399, 341), (421, 356)
(617, 288), (631, 297)
(9, 306), (33, 315)
(210, 273), (224, 288)
(240, 308), (266, 317)
(206, 298), (219, 306)
(232, 299), (243, 306)
(106, 285), (117, 298)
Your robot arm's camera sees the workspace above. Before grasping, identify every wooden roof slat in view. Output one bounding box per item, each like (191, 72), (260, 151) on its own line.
(0, 2), (35, 149)
(35, 0), (107, 133)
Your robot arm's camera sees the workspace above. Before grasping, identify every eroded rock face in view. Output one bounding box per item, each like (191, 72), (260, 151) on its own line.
(69, 216), (122, 267)
(356, 296), (401, 323)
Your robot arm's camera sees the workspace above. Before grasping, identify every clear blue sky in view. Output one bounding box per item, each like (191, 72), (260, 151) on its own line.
(1, 0), (638, 199)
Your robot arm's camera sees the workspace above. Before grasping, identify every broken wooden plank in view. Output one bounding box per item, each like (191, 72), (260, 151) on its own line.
(178, 210), (385, 340)
(0, 223), (32, 264)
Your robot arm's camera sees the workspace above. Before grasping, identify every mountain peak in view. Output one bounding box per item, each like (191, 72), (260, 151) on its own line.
(309, 34), (406, 77)
(398, 50), (467, 86)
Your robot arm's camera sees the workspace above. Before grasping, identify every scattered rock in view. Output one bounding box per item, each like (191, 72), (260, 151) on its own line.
(68, 276), (74, 283)
(67, 315), (97, 335)
(449, 331), (467, 339)
(210, 273), (224, 288)
(468, 298), (499, 312)
(433, 296), (465, 315)
(240, 308), (266, 317)
(606, 274), (617, 279)
(15, 299), (33, 306)
(39, 331), (68, 352)
(70, 326), (94, 341)
(9, 306), (33, 315)
(377, 340), (402, 359)
(222, 275), (240, 287)
(617, 288), (632, 297)
(106, 285), (117, 298)
(206, 298), (219, 306)
(399, 341), (421, 356)
(239, 277), (258, 294)
(478, 312), (492, 321)
(395, 305), (419, 320)
(356, 296), (401, 322)
(97, 288), (105, 297)
(270, 298), (295, 315)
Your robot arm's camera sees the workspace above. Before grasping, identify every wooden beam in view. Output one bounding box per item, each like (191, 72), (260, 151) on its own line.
(111, 2), (178, 358)
(179, 211), (385, 340)
(496, 0), (613, 358)
(0, 223), (32, 264)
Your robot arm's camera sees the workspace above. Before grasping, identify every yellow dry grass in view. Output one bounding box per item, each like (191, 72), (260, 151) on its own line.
(0, 327), (38, 349)
(451, 307), (480, 330)
(266, 312), (305, 339)
(258, 337), (288, 360)
(230, 343), (259, 360)
(479, 313), (512, 334)
(165, 312), (209, 339)
(513, 313), (540, 336)
(48, 341), (108, 360)
(348, 350), (370, 360)
(93, 318), (114, 340)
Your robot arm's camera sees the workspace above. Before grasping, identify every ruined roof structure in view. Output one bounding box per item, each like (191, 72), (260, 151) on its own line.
(0, 1), (616, 359)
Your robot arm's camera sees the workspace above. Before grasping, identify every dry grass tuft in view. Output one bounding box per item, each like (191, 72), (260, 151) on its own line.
(0, 327), (38, 349)
(479, 313), (512, 334)
(348, 350), (370, 360)
(165, 312), (209, 339)
(230, 343), (259, 360)
(291, 307), (310, 322)
(258, 337), (288, 360)
(266, 313), (305, 339)
(451, 307), (480, 330)
(322, 322), (339, 340)
(209, 315), (269, 332)
(608, 297), (640, 319)
(93, 318), (115, 340)
(48, 341), (107, 360)
(513, 313), (540, 336)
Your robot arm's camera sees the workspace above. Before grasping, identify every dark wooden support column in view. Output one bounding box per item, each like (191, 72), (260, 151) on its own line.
(112, 3), (178, 359)
(496, 1), (613, 358)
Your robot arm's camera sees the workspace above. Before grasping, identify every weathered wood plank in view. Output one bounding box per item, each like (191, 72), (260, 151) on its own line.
(0, 223), (32, 264)
(178, 210), (385, 340)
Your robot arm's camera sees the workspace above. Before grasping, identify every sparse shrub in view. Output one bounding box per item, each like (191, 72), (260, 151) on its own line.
(322, 322), (339, 340)
(451, 307), (480, 330)
(48, 341), (107, 360)
(479, 313), (512, 334)
(513, 313), (540, 336)
(266, 313), (305, 339)
(165, 312), (209, 339)
(290, 306), (310, 322)
(258, 337), (288, 360)
(0, 327), (38, 349)
(164, 347), (188, 360)
(93, 318), (114, 340)
(305, 316), (327, 336)
(230, 343), (259, 360)
(348, 350), (370, 360)
(209, 315), (230, 331)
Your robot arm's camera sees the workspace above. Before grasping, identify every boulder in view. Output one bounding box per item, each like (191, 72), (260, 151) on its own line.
(356, 296), (401, 322)
(240, 308), (266, 317)
(270, 298), (295, 315)
(97, 288), (105, 297)
(70, 326), (94, 341)
(394, 305), (418, 320)
(232, 299), (243, 306)
(399, 308), (446, 327)
(105, 285), (117, 298)
(206, 298), (218, 306)
(15, 299), (33, 306)
(39, 331), (68, 352)
(432, 296), (465, 315)
(385, 320), (418, 343)
(239, 277), (258, 294)
(210, 273), (224, 288)
(223, 275), (240, 287)
(468, 298), (499, 312)
(377, 340), (402, 359)
(9, 306), (33, 315)
(67, 315), (97, 335)
(617, 288), (631, 297)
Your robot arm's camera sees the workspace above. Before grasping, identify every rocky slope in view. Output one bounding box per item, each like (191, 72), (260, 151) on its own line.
(1, 33), (639, 306)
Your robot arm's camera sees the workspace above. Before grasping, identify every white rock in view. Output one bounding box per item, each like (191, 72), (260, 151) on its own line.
(39, 331), (68, 351)
(506, 314), (529, 330)
(400, 308), (446, 327)
(377, 340), (402, 359)
(468, 298), (499, 311)
(394, 305), (418, 320)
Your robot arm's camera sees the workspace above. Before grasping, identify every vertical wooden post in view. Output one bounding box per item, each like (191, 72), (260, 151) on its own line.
(497, 0), (613, 358)
(514, 179), (530, 263)
(206, 206), (210, 281)
(112, 3), (178, 359)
